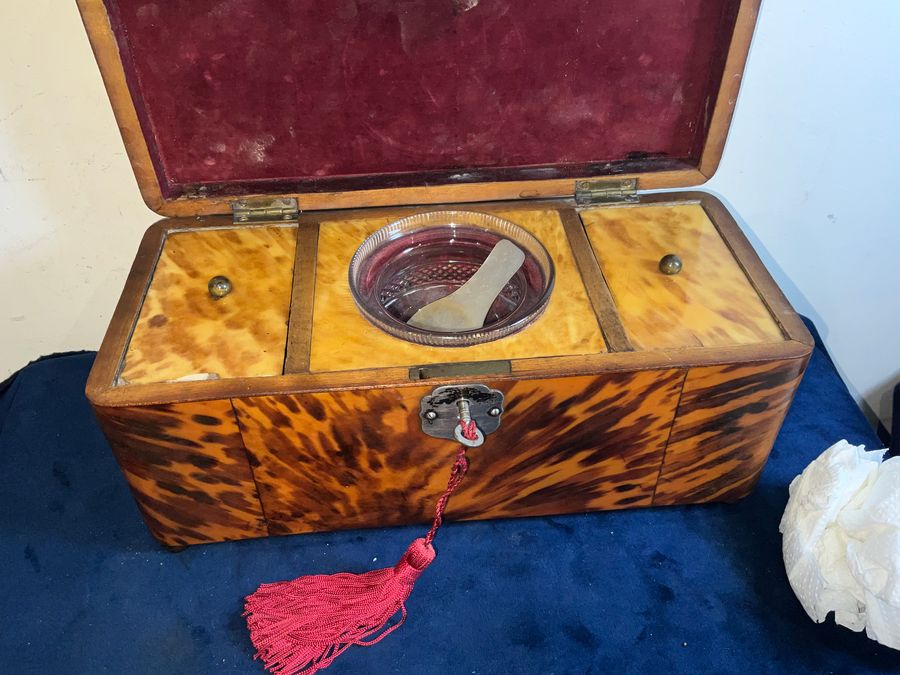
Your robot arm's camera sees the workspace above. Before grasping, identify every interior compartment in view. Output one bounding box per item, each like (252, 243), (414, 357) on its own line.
(117, 198), (785, 385)
(118, 225), (296, 385)
(307, 208), (606, 372)
(581, 203), (783, 350)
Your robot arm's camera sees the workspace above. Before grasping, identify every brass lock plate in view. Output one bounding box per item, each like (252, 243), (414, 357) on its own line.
(419, 384), (504, 443)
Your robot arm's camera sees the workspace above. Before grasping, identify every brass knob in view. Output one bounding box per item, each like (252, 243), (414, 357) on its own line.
(208, 275), (232, 299)
(658, 254), (682, 275)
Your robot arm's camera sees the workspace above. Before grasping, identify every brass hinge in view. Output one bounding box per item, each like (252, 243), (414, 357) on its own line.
(574, 178), (639, 206)
(231, 197), (300, 223)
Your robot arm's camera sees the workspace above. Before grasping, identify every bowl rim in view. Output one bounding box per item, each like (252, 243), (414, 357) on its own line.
(347, 209), (556, 347)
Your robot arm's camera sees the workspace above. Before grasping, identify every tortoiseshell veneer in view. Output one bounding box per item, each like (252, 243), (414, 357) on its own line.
(88, 194), (811, 548)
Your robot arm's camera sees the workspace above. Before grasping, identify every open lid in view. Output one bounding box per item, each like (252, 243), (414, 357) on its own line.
(78, 0), (758, 216)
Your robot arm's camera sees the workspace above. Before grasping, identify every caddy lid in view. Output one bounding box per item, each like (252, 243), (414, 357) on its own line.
(78, 0), (757, 216)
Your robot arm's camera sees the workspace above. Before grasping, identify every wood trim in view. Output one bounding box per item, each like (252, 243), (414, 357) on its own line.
(698, 0), (762, 178)
(77, 0), (762, 216)
(85, 219), (168, 399)
(76, 0), (167, 212)
(558, 208), (632, 352)
(150, 170), (706, 218)
(283, 222), (320, 374)
(89, 340), (810, 408)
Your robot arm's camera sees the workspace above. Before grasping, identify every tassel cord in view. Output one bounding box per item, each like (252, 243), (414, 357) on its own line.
(424, 422), (474, 545)
(244, 419), (478, 675)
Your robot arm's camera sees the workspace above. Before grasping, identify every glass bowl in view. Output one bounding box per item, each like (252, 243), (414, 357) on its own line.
(348, 210), (555, 347)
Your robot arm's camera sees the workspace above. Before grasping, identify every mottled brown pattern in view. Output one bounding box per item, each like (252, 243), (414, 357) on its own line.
(233, 370), (685, 535)
(582, 204), (783, 350)
(120, 225), (296, 384)
(309, 208), (605, 373)
(94, 400), (268, 546)
(450, 370), (685, 520)
(87, 193), (811, 546)
(93, 357), (807, 546)
(653, 357), (807, 505)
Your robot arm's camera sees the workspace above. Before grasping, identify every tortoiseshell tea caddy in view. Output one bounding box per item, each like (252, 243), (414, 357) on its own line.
(79, 0), (811, 548)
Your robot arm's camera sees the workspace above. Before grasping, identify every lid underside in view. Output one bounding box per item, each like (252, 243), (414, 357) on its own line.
(88, 0), (749, 210)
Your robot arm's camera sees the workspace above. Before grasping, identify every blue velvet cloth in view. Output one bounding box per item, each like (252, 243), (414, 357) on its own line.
(1, 321), (898, 674)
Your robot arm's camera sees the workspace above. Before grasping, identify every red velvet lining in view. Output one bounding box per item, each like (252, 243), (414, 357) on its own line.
(104, 0), (740, 199)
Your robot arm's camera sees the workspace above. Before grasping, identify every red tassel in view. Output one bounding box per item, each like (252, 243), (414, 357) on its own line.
(244, 538), (435, 674)
(244, 435), (473, 674)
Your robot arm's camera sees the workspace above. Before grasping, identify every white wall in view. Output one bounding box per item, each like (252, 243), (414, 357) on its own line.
(1, 2), (897, 432)
(705, 1), (900, 432)
(0, 0), (150, 381)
